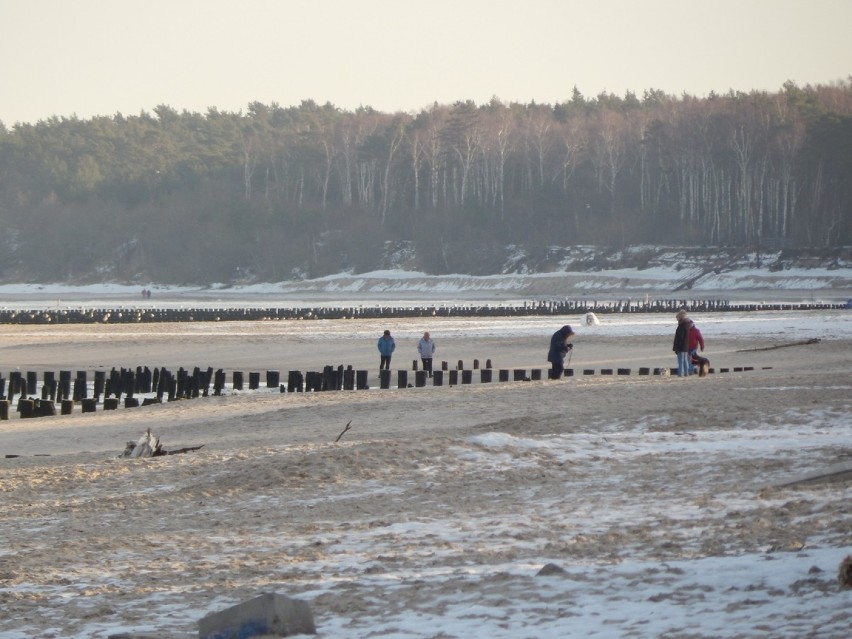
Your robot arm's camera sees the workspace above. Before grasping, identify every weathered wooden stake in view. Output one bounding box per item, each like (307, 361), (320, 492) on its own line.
(356, 370), (369, 390)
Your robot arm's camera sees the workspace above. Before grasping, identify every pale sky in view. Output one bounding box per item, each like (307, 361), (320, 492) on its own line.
(1, 0), (850, 126)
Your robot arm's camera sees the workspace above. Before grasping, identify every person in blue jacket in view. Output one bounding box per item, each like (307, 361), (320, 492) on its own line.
(377, 329), (396, 370)
(547, 325), (575, 379)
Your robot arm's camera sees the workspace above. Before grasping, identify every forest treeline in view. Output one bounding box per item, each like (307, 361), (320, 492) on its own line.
(0, 81), (850, 284)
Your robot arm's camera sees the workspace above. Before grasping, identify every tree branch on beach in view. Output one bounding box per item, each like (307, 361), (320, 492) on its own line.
(335, 420), (352, 443)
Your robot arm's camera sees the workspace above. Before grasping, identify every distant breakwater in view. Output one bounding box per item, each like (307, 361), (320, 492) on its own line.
(0, 298), (847, 324)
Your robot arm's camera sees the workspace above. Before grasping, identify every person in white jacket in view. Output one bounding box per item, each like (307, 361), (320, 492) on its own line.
(417, 332), (436, 377)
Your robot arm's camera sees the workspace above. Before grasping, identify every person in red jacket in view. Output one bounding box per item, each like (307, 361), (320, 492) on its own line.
(687, 319), (708, 376)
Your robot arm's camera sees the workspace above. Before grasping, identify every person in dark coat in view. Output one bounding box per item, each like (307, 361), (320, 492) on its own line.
(672, 309), (691, 377)
(547, 325), (575, 379)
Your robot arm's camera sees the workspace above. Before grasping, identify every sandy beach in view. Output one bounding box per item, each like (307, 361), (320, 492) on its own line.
(0, 310), (850, 638)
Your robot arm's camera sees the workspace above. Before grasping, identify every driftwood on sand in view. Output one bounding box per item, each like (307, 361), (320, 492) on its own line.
(736, 338), (821, 352)
(121, 429), (204, 458)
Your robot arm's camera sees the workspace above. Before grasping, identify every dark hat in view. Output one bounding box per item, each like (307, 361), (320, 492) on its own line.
(561, 325), (575, 336)
(383, 330), (391, 336)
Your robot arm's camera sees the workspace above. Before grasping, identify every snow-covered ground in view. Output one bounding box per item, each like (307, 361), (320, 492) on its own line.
(0, 262), (849, 310)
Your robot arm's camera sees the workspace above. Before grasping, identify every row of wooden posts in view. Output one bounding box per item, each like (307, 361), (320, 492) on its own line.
(1, 365), (271, 420)
(0, 359), (759, 420)
(0, 298), (845, 324)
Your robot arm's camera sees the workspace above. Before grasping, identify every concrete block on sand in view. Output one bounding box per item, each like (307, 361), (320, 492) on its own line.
(198, 592), (316, 638)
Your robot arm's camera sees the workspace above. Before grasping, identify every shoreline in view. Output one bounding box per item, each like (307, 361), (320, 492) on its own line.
(0, 267), (849, 310)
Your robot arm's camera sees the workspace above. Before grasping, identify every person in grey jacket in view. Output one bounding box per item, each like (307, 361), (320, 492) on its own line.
(417, 331), (436, 377)
(377, 329), (396, 370)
